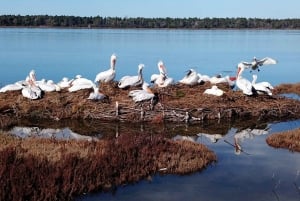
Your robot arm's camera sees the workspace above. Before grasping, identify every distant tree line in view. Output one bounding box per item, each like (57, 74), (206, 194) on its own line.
(0, 15), (300, 29)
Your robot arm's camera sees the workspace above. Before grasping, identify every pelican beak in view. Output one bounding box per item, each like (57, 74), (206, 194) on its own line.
(236, 67), (241, 77)
(229, 76), (236, 81)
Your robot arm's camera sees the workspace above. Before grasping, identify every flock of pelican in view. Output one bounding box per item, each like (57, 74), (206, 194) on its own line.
(0, 54), (277, 103)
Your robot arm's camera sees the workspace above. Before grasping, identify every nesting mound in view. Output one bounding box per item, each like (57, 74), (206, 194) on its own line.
(0, 132), (216, 201)
(0, 82), (299, 126)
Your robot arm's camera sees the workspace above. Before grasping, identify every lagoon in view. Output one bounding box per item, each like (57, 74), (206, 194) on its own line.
(0, 28), (300, 86)
(0, 28), (299, 200)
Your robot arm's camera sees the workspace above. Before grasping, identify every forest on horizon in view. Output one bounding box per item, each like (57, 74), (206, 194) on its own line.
(0, 15), (300, 29)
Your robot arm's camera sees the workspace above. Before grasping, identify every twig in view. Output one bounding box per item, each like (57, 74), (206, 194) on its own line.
(223, 139), (251, 155)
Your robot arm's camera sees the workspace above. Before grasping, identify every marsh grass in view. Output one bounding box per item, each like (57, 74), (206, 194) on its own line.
(266, 128), (300, 152)
(0, 132), (216, 201)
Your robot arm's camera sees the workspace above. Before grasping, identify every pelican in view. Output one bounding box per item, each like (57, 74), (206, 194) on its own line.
(128, 82), (156, 102)
(57, 77), (73, 89)
(236, 63), (255, 96)
(0, 82), (24, 93)
(21, 76), (42, 100)
(94, 53), (117, 83)
(209, 75), (236, 89)
(151, 61), (174, 87)
(118, 64), (144, 89)
(204, 85), (224, 96)
(242, 57), (277, 72)
(37, 79), (60, 92)
(179, 69), (200, 85)
(197, 73), (211, 83)
(251, 74), (273, 96)
(68, 75), (95, 92)
(87, 86), (107, 101)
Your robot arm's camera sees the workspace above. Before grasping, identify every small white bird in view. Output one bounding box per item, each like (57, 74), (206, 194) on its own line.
(251, 74), (273, 96)
(95, 53), (117, 83)
(179, 69), (200, 85)
(204, 85), (224, 96)
(118, 64), (144, 89)
(236, 63), (254, 96)
(242, 57), (277, 72)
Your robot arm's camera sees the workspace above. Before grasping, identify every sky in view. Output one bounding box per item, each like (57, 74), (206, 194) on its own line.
(0, 0), (299, 19)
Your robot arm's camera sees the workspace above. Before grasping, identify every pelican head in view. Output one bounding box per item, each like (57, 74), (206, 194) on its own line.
(111, 54), (117, 67)
(62, 77), (69, 82)
(157, 60), (167, 75)
(186, 69), (195, 76)
(29, 70), (36, 81)
(138, 64), (145, 71)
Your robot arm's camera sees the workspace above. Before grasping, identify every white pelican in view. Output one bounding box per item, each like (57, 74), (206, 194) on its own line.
(203, 85), (224, 96)
(0, 82), (24, 93)
(87, 86), (107, 101)
(209, 75), (236, 89)
(242, 57), (277, 72)
(236, 63), (255, 96)
(197, 73), (211, 83)
(37, 79), (60, 92)
(251, 74), (273, 96)
(21, 76), (42, 100)
(151, 61), (174, 87)
(94, 53), (117, 83)
(179, 69), (200, 86)
(57, 77), (72, 89)
(118, 64), (144, 89)
(128, 82), (156, 102)
(68, 75), (96, 92)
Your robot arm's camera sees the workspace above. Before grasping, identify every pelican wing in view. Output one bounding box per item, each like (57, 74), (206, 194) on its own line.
(132, 91), (154, 102)
(241, 61), (252, 67)
(258, 57), (277, 65)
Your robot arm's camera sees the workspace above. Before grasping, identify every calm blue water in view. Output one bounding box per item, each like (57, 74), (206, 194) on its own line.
(0, 28), (300, 201)
(0, 28), (299, 86)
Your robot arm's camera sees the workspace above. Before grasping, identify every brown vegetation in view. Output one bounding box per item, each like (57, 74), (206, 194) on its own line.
(0, 132), (216, 201)
(273, 82), (300, 95)
(0, 82), (299, 128)
(266, 128), (300, 152)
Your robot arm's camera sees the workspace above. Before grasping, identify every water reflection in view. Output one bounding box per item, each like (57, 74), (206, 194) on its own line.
(4, 117), (273, 141)
(10, 126), (100, 141)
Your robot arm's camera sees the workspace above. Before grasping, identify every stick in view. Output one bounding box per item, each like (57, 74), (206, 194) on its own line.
(223, 139), (251, 155)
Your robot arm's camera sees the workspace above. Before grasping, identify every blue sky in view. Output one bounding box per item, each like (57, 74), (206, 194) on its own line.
(0, 0), (299, 19)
